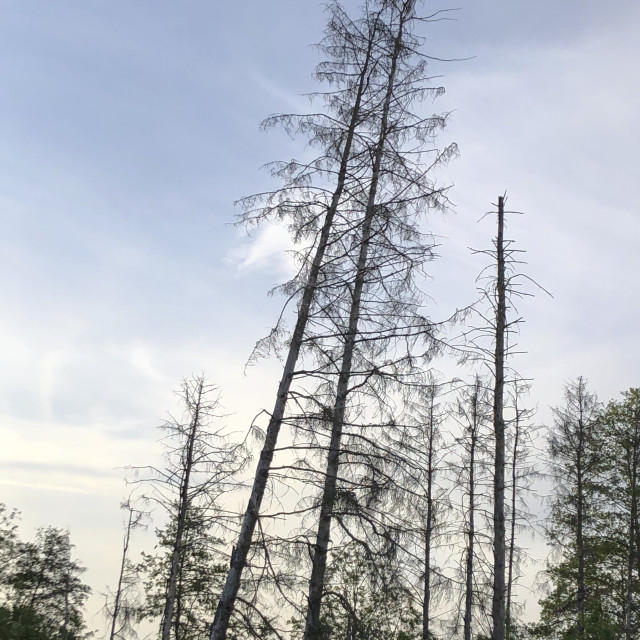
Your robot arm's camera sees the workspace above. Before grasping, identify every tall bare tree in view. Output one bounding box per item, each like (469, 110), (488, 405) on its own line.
(299, 1), (454, 635)
(160, 380), (205, 640)
(418, 378), (447, 640)
(452, 376), (492, 640)
(210, 1), (455, 637)
(490, 195), (507, 640)
(468, 196), (544, 640)
(504, 381), (537, 640)
(208, 6), (389, 637)
(105, 497), (148, 640)
(132, 376), (243, 640)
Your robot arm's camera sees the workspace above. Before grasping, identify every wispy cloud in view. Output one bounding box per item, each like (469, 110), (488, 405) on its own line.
(227, 223), (296, 275)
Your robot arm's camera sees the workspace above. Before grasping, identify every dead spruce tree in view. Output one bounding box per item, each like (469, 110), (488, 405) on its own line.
(209, 5), (390, 637)
(330, 375), (455, 639)
(469, 196), (544, 640)
(504, 381), (538, 640)
(468, 198), (510, 640)
(299, 1), (455, 636)
(452, 376), (492, 640)
(104, 497), (148, 640)
(412, 376), (451, 640)
(210, 1), (455, 637)
(420, 384), (439, 640)
(490, 195), (508, 640)
(131, 376), (244, 640)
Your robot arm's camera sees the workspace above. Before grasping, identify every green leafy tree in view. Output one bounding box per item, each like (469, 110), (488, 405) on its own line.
(6, 526), (91, 640)
(0, 504), (19, 596)
(0, 605), (50, 640)
(600, 388), (640, 639)
(0, 506), (50, 640)
(535, 378), (614, 640)
(139, 505), (227, 640)
(131, 376), (246, 639)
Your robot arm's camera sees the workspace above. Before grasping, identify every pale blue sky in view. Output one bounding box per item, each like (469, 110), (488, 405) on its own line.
(0, 0), (638, 627)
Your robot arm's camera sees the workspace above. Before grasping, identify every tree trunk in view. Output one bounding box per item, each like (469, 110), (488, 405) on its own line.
(506, 406), (520, 640)
(423, 386), (437, 640)
(576, 414), (585, 638)
(162, 381), (204, 640)
(423, 465), (433, 640)
(109, 506), (135, 640)
(624, 474), (636, 640)
(209, 29), (376, 640)
(633, 410), (640, 633)
(624, 415), (639, 640)
(491, 195), (507, 640)
(301, 127), (379, 640)
(302, 8), (411, 637)
(464, 387), (478, 640)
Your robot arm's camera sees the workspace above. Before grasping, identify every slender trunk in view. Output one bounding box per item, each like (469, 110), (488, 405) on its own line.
(624, 477), (636, 640)
(423, 521), (432, 640)
(636, 501), (640, 604)
(302, 9), (411, 637)
(423, 464), (433, 640)
(506, 412), (519, 640)
(491, 196), (507, 640)
(576, 424), (585, 638)
(423, 390), (436, 640)
(301, 144), (378, 640)
(162, 382), (203, 640)
(624, 422), (639, 640)
(464, 394), (478, 640)
(209, 32), (376, 640)
(635, 411), (640, 596)
(109, 508), (135, 640)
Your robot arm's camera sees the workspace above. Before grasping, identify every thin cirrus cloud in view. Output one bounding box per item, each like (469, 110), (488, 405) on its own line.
(229, 223), (297, 275)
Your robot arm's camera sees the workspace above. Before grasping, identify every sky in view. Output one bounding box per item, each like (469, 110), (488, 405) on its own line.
(0, 0), (639, 632)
